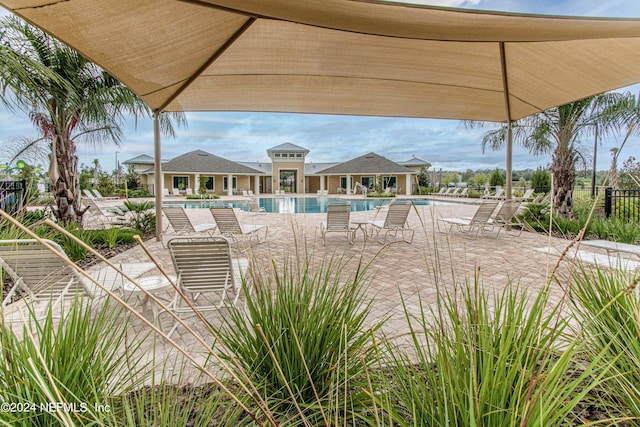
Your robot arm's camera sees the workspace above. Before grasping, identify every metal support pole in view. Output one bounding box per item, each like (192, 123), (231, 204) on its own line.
(153, 112), (163, 241)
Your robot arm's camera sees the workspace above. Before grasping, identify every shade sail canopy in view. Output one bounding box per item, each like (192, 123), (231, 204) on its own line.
(2, 0), (640, 122)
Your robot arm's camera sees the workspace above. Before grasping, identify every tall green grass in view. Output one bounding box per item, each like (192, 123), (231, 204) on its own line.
(570, 265), (640, 422)
(381, 278), (610, 426)
(0, 298), (148, 426)
(214, 256), (384, 425)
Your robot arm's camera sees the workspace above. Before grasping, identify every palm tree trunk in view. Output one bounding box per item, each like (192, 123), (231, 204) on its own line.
(50, 135), (86, 225)
(551, 146), (575, 215)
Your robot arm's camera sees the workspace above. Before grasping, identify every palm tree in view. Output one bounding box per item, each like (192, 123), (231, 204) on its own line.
(478, 93), (638, 214)
(0, 16), (184, 224)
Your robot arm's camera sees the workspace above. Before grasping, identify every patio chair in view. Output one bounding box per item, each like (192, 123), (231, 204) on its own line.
(489, 200), (524, 237)
(248, 190), (255, 197)
(162, 207), (217, 236)
(446, 188), (461, 197)
(83, 188), (97, 200)
(247, 199), (266, 213)
(91, 189), (119, 200)
(163, 188), (171, 197)
(82, 197), (118, 226)
(166, 237), (248, 335)
(455, 188), (469, 198)
(434, 188), (447, 196)
(515, 188), (535, 202)
(0, 239), (154, 311)
(438, 200), (499, 239)
(210, 207), (268, 244)
(320, 202), (355, 245)
(487, 188), (505, 200)
(368, 199), (415, 244)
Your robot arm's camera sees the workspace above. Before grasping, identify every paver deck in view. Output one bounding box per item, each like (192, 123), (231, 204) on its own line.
(7, 196), (635, 384)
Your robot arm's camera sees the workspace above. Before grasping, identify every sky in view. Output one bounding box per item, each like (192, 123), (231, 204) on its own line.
(1, 0), (640, 174)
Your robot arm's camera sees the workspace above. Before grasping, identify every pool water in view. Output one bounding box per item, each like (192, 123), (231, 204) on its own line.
(163, 197), (441, 214)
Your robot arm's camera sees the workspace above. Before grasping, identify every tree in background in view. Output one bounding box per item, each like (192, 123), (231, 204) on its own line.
(124, 165), (141, 191)
(0, 16), (184, 225)
(476, 93), (639, 215)
(489, 168), (505, 187)
(417, 166), (431, 188)
(531, 168), (551, 193)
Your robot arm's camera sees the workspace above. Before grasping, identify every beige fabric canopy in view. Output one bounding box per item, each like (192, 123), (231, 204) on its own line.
(3, 0), (640, 237)
(3, 0), (640, 122)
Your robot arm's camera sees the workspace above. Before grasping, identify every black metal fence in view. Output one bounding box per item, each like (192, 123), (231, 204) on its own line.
(0, 180), (27, 216)
(604, 188), (640, 222)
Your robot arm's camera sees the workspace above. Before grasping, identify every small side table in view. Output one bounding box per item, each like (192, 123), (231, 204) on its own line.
(351, 219), (370, 242)
(123, 276), (174, 324)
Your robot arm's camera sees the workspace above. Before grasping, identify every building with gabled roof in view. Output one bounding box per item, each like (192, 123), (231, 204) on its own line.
(126, 144), (427, 196)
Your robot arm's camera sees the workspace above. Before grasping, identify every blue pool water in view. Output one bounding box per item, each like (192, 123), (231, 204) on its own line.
(163, 197), (443, 214)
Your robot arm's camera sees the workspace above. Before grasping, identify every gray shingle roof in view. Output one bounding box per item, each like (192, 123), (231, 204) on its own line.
(267, 143), (309, 155)
(317, 152), (413, 175)
(122, 154), (155, 165)
(161, 150), (263, 174)
(400, 156), (431, 167)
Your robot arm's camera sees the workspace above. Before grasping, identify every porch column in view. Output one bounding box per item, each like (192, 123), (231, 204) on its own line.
(254, 175), (260, 195)
(405, 174), (412, 195)
(320, 175), (325, 192)
(346, 174), (352, 195)
(227, 174), (233, 196)
(194, 174), (200, 193)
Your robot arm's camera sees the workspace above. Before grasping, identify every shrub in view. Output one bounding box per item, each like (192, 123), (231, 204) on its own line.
(570, 266), (640, 420)
(0, 299), (147, 426)
(489, 168), (505, 187)
(112, 200), (156, 234)
(531, 168), (551, 193)
(382, 280), (608, 426)
(215, 257), (382, 423)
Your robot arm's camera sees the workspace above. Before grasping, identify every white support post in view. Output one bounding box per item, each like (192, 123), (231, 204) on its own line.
(227, 174), (233, 196)
(405, 174), (412, 195)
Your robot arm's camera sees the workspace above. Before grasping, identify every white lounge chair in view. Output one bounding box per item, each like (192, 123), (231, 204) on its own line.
(0, 239), (154, 310)
(320, 202), (354, 245)
(162, 207), (217, 236)
(368, 199), (414, 244)
(210, 207), (268, 244)
(247, 199), (266, 213)
(92, 189), (119, 200)
(166, 237), (248, 336)
(439, 200), (499, 239)
(515, 188), (535, 202)
(163, 188), (171, 197)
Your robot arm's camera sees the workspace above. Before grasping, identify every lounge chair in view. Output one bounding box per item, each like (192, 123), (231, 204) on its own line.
(166, 237), (249, 336)
(185, 188), (194, 196)
(489, 200), (524, 237)
(368, 199), (414, 244)
(434, 188), (447, 196)
(242, 190), (249, 197)
(247, 199), (266, 213)
(320, 202), (355, 245)
(162, 207), (217, 237)
(248, 190), (255, 197)
(210, 207), (268, 244)
(438, 200), (499, 239)
(172, 188), (182, 196)
(82, 197), (118, 226)
(0, 239), (154, 310)
(456, 188), (469, 198)
(487, 188), (505, 200)
(162, 188), (171, 197)
(447, 188), (461, 197)
(83, 188), (97, 200)
(515, 188), (535, 202)
(91, 189), (119, 200)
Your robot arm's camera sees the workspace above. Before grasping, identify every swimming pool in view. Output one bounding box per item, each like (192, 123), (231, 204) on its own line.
(163, 197), (445, 214)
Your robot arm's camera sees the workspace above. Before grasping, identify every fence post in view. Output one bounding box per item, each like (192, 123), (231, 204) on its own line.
(604, 187), (612, 218)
